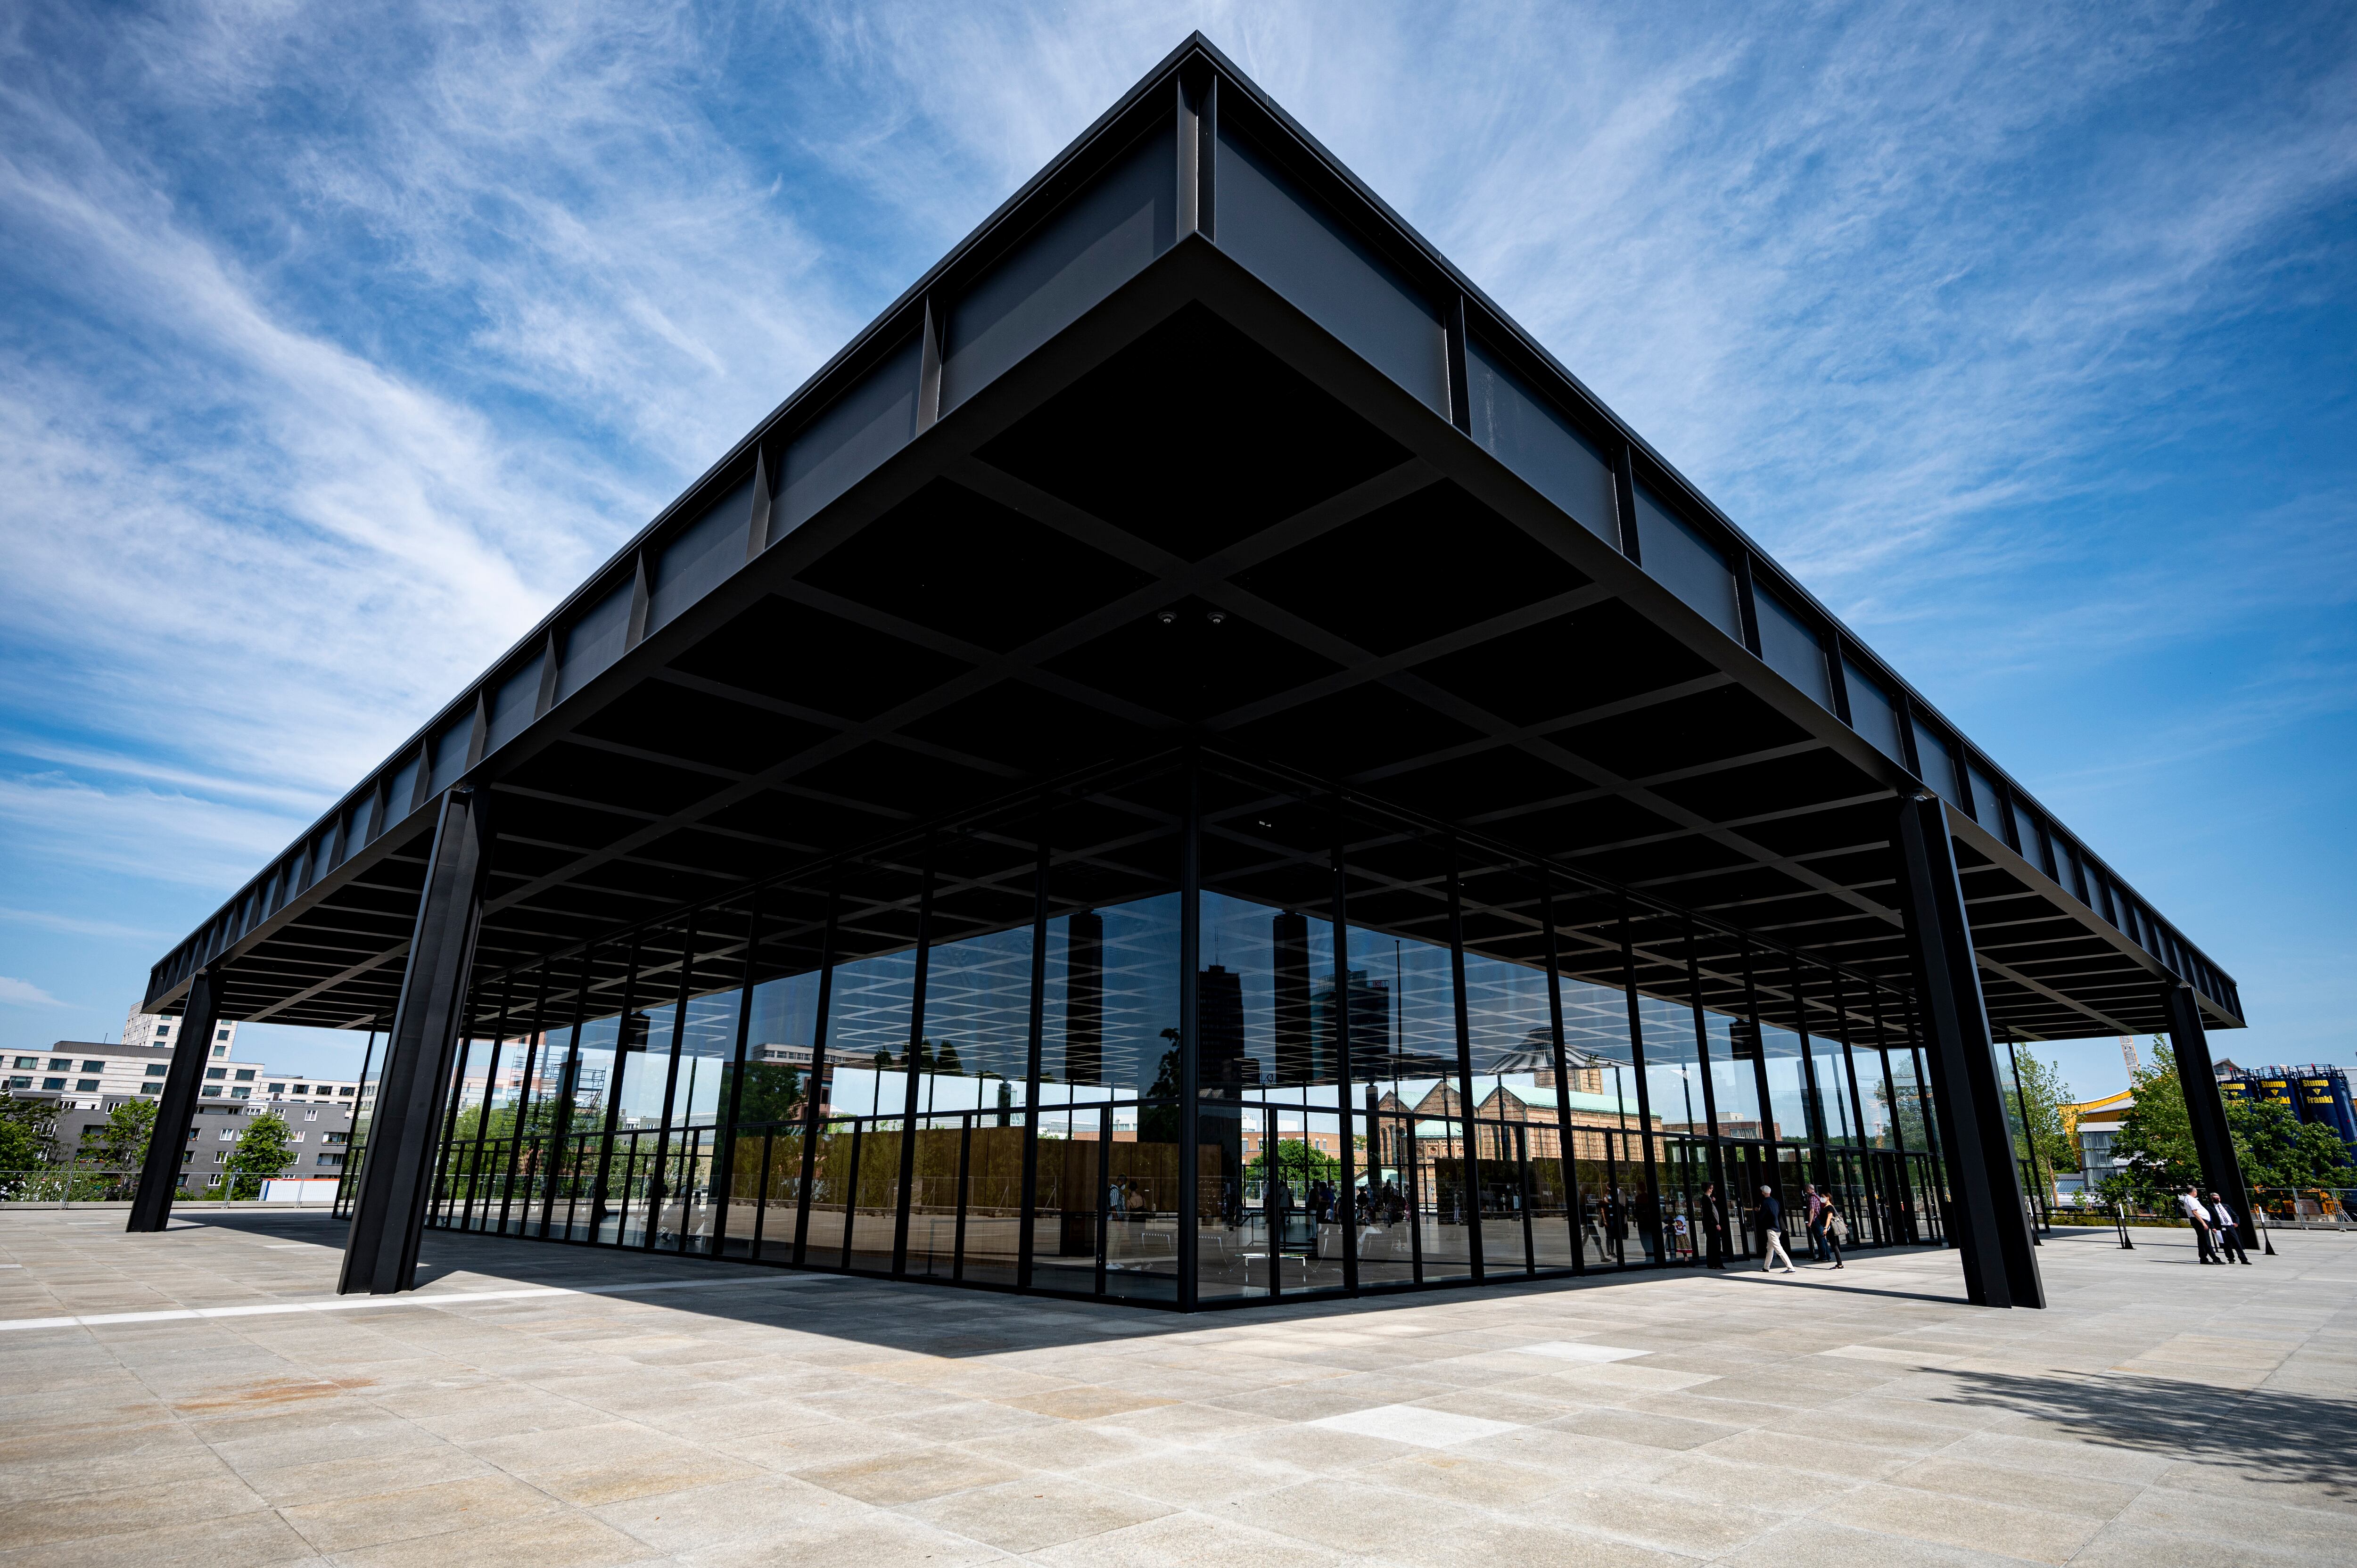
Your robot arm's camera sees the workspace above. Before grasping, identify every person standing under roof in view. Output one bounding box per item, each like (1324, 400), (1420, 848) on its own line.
(1755, 1185), (1797, 1274)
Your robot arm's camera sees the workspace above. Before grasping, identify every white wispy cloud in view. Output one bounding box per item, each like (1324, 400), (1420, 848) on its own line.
(0, 977), (67, 1008)
(0, 0), (2348, 1028)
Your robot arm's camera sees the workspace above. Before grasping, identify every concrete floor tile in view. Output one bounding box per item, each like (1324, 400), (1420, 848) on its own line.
(277, 1474), (561, 1553)
(902, 1475), (1173, 1552)
(328, 1508), (651, 1568)
(0, 1475), (267, 1551)
(1812, 1481), (2102, 1564)
(0, 1503), (319, 1568)
(1886, 1453), (2139, 1519)
(797, 1447), (1024, 1504)
(1551, 1404), (1746, 1450)
(1085, 1449), (1317, 1508)
(1023, 1509), (1356, 1567)
(236, 1444), (498, 1506)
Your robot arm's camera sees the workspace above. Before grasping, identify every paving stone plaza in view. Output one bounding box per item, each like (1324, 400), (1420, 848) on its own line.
(4, 1210), (2350, 1566)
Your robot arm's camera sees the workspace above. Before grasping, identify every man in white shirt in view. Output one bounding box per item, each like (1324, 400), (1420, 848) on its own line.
(2177, 1186), (2219, 1264)
(2209, 1192), (2251, 1265)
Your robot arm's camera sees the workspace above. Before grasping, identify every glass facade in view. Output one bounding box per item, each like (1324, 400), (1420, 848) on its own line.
(359, 754), (1949, 1309)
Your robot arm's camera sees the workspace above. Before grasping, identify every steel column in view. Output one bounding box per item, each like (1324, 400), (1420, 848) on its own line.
(338, 787), (494, 1294)
(2162, 981), (2255, 1248)
(126, 965), (223, 1232)
(1891, 794), (2043, 1308)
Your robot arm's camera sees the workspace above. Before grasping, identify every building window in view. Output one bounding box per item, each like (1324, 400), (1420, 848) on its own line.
(5, 1077), (28, 1090)
(201, 1086), (221, 1097)
(80, 1060), (105, 1072)
(213, 1152), (229, 1164)
(139, 1083), (160, 1095)
(231, 1087), (250, 1100)
(304, 1108), (319, 1121)
(75, 1079), (99, 1092)
(317, 1154), (344, 1167)
(233, 1069), (254, 1082)
(41, 1077), (66, 1091)
(338, 1086), (354, 1096)
(213, 1045), (226, 1058)
(216, 1029), (230, 1042)
(145, 1064), (168, 1077)
(206, 1174), (222, 1187)
(205, 1067), (226, 1080)
(268, 1083), (286, 1093)
(323, 1132), (349, 1146)
(11, 1057), (34, 1069)
(47, 1058), (70, 1071)
(290, 1132), (305, 1143)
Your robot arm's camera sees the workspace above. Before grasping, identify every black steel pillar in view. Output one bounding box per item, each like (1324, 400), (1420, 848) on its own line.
(1176, 755), (1202, 1309)
(339, 787), (494, 1294)
(1892, 794), (2043, 1308)
(2163, 981), (2255, 1248)
(126, 966), (223, 1232)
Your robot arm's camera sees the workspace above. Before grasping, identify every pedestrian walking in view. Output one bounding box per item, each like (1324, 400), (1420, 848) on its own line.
(2177, 1186), (2219, 1263)
(1821, 1200), (1846, 1268)
(1756, 1185), (1796, 1274)
(2209, 1192), (2251, 1265)
(1701, 1182), (1727, 1269)
(1802, 1182), (1828, 1262)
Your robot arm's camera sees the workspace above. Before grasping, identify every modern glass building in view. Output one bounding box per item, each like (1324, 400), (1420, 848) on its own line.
(128, 37), (2252, 1310)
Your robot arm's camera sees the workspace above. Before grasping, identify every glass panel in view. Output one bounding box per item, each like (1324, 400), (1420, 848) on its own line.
(1339, 825), (1468, 1283)
(1463, 335), (1615, 543)
(1216, 121), (1448, 415)
(1196, 888), (1343, 1301)
(910, 918), (1034, 1285)
(650, 476), (755, 632)
(1842, 658), (1904, 763)
(944, 121), (1175, 410)
(1755, 586), (1831, 706)
(1552, 890), (1643, 1272)
(1633, 485), (1741, 638)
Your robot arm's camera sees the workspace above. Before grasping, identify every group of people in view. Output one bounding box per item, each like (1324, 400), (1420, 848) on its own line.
(1682, 1181), (1848, 1273)
(2176, 1186), (2254, 1264)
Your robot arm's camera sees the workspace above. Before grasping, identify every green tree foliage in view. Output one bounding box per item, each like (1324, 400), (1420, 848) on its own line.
(1245, 1138), (1340, 1187)
(2105, 1044), (2197, 1207)
(732, 1062), (804, 1126)
(2004, 1049), (2078, 1178)
(224, 1112), (297, 1199)
(85, 1097), (157, 1174)
(0, 1092), (58, 1176)
(2228, 1095), (2352, 1194)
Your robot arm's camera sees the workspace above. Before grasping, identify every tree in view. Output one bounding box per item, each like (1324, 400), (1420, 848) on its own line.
(2227, 1095), (2352, 1195)
(0, 1092), (57, 1178)
(731, 1062), (804, 1126)
(1247, 1139), (1340, 1187)
(2108, 1044), (2199, 1208)
(86, 1098), (157, 1193)
(2003, 1050), (2077, 1179)
(224, 1112), (297, 1199)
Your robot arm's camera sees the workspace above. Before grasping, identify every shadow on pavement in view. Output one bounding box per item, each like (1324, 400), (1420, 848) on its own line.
(1934, 1366), (2357, 1502)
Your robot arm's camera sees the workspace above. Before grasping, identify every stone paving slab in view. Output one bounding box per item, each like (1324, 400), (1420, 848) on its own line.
(0, 1211), (2352, 1565)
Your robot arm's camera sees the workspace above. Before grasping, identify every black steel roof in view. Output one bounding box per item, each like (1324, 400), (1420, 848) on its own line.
(142, 35), (2241, 1044)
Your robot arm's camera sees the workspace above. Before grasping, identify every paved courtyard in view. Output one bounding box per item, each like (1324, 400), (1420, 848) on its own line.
(2, 1211), (2351, 1566)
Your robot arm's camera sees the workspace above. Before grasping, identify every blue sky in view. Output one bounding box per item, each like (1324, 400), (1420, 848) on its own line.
(2, 3), (2350, 1101)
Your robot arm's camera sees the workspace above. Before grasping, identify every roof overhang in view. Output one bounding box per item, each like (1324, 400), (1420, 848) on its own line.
(142, 35), (2242, 1044)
